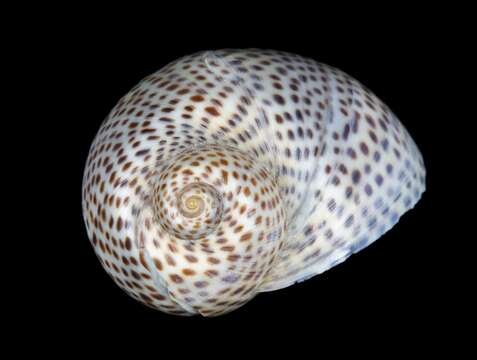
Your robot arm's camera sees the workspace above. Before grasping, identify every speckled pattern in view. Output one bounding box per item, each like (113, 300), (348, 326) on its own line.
(82, 49), (426, 316)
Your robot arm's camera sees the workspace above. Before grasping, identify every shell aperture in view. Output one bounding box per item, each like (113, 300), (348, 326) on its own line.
(82, 49), (425, 316)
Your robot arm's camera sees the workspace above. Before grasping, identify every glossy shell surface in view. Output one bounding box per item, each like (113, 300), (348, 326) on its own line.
(82, 49), (425, 316)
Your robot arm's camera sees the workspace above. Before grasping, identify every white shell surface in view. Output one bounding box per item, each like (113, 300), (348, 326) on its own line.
(82, 49), (425, 316)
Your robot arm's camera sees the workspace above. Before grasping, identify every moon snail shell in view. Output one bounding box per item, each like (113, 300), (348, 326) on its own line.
(82, 49), (426, 316)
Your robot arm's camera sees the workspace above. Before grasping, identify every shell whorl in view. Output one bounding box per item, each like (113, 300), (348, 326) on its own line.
(153, 149), (226, 240)
(136, 144), (286, 315)
(82, 49), (425, 316)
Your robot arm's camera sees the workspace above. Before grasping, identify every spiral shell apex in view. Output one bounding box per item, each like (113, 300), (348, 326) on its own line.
(82, 49), (425, 316)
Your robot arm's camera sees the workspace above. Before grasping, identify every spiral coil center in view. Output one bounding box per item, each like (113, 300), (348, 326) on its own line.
(182, 195), (204, 216)
(154, 176), (224, 240)
(176, 182), (222, 222)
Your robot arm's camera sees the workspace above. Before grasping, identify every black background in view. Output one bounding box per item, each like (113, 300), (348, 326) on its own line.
(26, 6), (468, 348)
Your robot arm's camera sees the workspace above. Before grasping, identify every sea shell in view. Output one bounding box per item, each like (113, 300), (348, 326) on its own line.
(82, 49), (425, 316)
